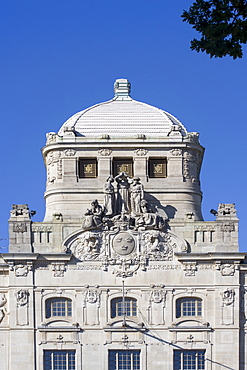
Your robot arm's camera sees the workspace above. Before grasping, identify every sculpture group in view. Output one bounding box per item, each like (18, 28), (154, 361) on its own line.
(82, 172), (167, 231)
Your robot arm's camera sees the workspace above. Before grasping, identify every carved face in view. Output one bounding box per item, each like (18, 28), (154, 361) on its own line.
(112, 232), (135, 255)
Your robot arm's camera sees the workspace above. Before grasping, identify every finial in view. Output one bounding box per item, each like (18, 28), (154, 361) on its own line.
(114, 78), (131, 100)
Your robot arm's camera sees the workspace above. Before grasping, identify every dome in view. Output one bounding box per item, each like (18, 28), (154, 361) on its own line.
(58, 79), (188, 138)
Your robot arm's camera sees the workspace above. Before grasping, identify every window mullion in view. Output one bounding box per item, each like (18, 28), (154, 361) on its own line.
(116, 352), (119, 370)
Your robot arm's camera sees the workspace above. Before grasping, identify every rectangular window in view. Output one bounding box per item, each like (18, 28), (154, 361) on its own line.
(148, 158), (167, 178)
(45, 298), (72, 319)
(174, 350), (205, 370)
(44, 350), (75, 370)
(109, 350), (140, 370)
(113, 159), (133, 177)
(78, 159), (97, 178)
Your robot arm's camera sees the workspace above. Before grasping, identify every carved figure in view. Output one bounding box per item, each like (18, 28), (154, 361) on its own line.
(15, 289), (29, 306)
(136, 200), (166, 230)
(82, 200), (103, 229)
(103, 176), (115, 216)
(221, 288), (235, 306)
(145, 231), (161, 252)
(130, 177), (144, 215)
(115, 172), (131, 214)
(0, 293), (7, 323)
(86, 290), (100, 304)
(70, 231), (102, 260)
(150, 289), (166, 304)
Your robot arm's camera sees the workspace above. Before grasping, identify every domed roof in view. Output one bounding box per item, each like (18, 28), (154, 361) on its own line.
(58, 79), (188, 138)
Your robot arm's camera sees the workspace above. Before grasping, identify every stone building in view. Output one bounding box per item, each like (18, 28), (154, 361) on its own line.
(0, 79), (245, 370)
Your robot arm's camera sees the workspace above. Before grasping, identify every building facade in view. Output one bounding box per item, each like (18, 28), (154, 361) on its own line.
(0, 79), (246, 369)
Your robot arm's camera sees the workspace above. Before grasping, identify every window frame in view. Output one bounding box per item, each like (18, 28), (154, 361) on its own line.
(109, 350), (141, 370)
(78, 158), (98, 178)
(176, 297), (202, 319)
(111, 297), (137, 319)
(45, 297), (72, 319)
(148, 158), (167, 178)
(113, 158), (133, 177)
(44, 350), (76, 370)
(174, 350), (205, 370)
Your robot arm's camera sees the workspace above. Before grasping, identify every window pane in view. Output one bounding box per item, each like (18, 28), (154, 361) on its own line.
(176, 298), (202, 318)
(111, 298), (137, 318)
(174, 350), (205, 370)
(46, 298), (72, 318)
(109, 350), (140, 370)
(44, 351), (75, 370)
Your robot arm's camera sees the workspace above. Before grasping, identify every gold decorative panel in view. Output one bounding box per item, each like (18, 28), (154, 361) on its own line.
(149, 159), (167, 178)
(79, 159), (97, 178)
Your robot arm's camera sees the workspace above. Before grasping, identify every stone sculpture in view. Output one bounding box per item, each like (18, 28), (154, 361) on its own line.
(130, 177), (144, 215)
(0, 293), (7, 323)
(115, 172), (131, 214)
(82, 200), (103, 229)
(103, 176), (115, 216)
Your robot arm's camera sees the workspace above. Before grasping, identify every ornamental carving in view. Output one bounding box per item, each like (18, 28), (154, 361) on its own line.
(46, 151), (62, 183)
(15, 289), (29, 306)
(170, 149), (182, 156)
(184, 132), (200, 144)
(85, 290), (101, 305)
(183, 262), (197, 276)
(51, 263), (66, 277)
(221, 288), (235, 306)
(46, 132), (58, 144)
(70, 231), (103, 261)
(63, 174), (188, 277)
(150, 288), (166, 304)
(0, 293), (8, 324)
(10, 204), (30, 218)
(143, 230), (173, 260)
(217, 203), (236, 217)
(64, 149), (76, 156)
(221, 264), (235, 276)
(13, 223), (27, 233)
(14, 264), (31, 277)
(98, 148), (112, 156)
(183, 150), (202, 183)
(134, 149), (148, 156)
(221, 223), (235, 232)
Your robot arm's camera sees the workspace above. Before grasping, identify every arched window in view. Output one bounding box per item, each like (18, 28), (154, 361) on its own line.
(45, 297), (72, 319)
(176, 297), (202, 318)
(111, 297), (137, 318)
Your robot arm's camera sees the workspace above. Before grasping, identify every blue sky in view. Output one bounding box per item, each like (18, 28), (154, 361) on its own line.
(1, 0), (247, 252)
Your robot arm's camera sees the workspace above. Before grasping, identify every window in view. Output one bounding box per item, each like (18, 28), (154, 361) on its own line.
(109, 350), (140, 370)
(174, 350), (205, 370)
(113, 159), (133, 177)
(111, 297), (137, 318)
(78, 159), (97, 178)
(176, 297), (202, 318)
(45, 298), (72, 319)
(148, 158), (167, 178)
(44, 350), (75, 370)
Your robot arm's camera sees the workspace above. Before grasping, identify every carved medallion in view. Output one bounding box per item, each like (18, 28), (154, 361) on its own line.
(112, 232), (135, 256)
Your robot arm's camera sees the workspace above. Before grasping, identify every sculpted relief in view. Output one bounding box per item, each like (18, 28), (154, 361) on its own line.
(0, 293), (8, 324)
(64, 173), (188, 276)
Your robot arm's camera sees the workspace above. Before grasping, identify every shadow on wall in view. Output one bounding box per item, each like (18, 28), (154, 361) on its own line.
(144, 194), (177, 220)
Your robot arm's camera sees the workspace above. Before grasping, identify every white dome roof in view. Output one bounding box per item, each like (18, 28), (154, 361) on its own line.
(58, 79), (188, 138)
